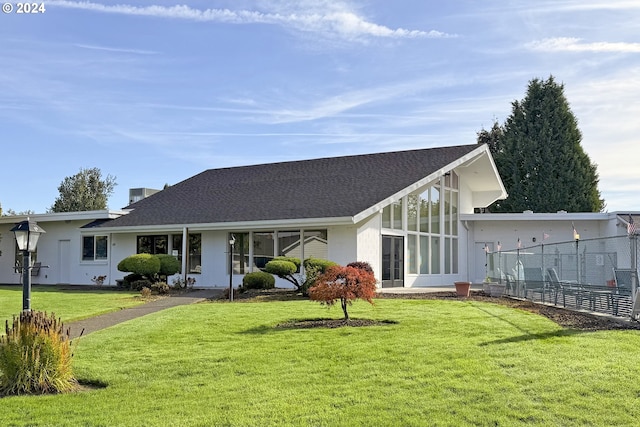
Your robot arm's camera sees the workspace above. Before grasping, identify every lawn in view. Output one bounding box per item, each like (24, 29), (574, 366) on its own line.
(1, 297), (640, 426)
(0, 285), (144, 325)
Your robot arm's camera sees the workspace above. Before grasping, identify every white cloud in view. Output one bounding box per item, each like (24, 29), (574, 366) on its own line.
(527, 37), (640, 53)
(47, 1), (454, 41)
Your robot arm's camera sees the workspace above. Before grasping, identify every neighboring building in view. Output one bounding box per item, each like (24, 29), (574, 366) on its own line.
(0, 144), (506, 288)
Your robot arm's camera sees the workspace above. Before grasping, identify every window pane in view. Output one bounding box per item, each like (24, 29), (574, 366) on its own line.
(172, 235), (182, 258)
(253, 232), (274, 270)
(407, 195), (418, 232)
(231, 233), (249, 274)
(445, 237), (451, 274)
(382, 205), (391, 228)
(278, 231), (301, 258)
(451, 191), (458, 235)
(445, 189), (451, 235)
(408, 234), (417, 274)
(95, 236), (108, 260)
(431, 187), (440, 234)
(82, 236), (94, 261)
(188, 234), (201, 274)
(137, 236), (152, 254)
(451, 171), (459, 189)
(452, 238), (458, 274)
(419, 190), (429, 233)
(304, 230), (328, 260)
(154, 236), (168, 254)
(431, 236), (440, 274)
(420, 235), (429, 274)
(393, 201), (403, 230)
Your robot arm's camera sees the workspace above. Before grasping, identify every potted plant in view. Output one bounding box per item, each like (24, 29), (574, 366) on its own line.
(482, 276), (494, 294)
(454, 281), (471, 297)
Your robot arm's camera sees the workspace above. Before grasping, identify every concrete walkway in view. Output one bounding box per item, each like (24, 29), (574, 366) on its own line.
(67, 289), (223, 339)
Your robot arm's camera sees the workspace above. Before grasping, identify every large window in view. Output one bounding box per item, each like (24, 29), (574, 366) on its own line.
(172, 234), (202, 273)
(406, 172), (459, 275)
(229, 230), (328, 274)
(82, 235), (108, 261)
(382, 201), (403, 230)
(137, 235), (168, 254)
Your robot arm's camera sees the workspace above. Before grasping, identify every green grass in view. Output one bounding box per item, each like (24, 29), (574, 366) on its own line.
(0, 286), (144, 324)
(1, 298), (640, 426)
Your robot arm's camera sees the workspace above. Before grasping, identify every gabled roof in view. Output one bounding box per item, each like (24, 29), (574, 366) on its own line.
(100, 144), (483, 229)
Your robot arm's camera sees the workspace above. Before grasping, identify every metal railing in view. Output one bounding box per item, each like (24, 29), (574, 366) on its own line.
(486, 234), (639, 319)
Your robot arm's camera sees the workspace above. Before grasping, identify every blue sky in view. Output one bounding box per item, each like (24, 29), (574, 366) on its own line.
(1, 1), (639, 214)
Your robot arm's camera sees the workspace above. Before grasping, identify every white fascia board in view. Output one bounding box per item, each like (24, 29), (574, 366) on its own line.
(460, 212), (612, 222)
(0, 210), (130, 224)
(94, 216), (355, 234)
(353, 145), (502, 223)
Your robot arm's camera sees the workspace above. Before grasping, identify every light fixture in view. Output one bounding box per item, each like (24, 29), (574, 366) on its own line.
(11, 219), (46, 311)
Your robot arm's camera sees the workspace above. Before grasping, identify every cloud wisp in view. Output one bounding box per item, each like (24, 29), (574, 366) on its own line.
(47, 1), (454, 41)
(527, 37), (640, 53)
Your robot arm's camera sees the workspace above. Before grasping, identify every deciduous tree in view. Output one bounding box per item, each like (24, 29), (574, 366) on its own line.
(309, 265), (377, 321)
(50, 167), (116, 213)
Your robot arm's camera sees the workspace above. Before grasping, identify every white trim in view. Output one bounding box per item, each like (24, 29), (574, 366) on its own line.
(353, 145), (504, 223)
(98, 216), (355, 233)
(0, 210), (129, 224)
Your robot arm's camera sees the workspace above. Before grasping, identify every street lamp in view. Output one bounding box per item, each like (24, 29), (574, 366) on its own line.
(229, 234), (236, 302)
(11, 219), (46, 311)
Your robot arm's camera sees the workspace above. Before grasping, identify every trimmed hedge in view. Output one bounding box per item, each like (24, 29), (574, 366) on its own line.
(242, 272), (276, 290)
(117, 254), (161, 277)
(156, 254), (181, 277)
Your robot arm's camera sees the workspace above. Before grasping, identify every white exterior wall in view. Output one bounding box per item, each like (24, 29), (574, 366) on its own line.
(356, 213), (382, 283)
(0, 221), (117, 286)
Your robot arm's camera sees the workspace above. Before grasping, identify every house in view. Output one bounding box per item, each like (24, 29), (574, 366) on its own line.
(0, 143), (507, 288)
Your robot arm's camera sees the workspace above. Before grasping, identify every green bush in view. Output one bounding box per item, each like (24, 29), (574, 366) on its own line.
(155, 254), (181, 277)
(0, 311), (78, 396)
(242, 271), (276, 290)
(117, 254), (161, 278)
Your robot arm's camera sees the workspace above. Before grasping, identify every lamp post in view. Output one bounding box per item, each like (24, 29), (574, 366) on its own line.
(229, 234), (236, 302)
(11, 219), (46, 312)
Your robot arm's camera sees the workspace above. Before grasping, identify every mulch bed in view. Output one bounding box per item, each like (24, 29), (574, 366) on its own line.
(231, 288), (640, 331)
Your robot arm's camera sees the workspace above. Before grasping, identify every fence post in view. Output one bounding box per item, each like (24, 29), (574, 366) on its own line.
(630, 234), (639, 319)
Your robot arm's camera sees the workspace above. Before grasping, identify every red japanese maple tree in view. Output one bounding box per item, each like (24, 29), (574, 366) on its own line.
(308, 265), (377, 321)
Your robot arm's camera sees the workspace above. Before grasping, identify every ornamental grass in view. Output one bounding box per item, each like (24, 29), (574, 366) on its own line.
(0, 311), (79, 396)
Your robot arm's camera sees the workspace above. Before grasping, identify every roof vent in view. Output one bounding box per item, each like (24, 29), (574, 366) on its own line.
(523, 210), (533, 214)
(557, 210), (567, 214)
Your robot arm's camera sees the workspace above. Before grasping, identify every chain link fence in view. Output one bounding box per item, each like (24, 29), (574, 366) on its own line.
(486, 235), (640, 318)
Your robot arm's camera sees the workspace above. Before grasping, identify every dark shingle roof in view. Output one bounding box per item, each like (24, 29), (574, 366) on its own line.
(101, 144), (479, 228)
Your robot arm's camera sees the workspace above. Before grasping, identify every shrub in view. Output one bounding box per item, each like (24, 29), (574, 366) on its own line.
(0, 311), (78, 396)
(140, 287), (152, 299)
(130, 279), (153, 291)
(151, 281), (169, 294)
(265, 259), (301, 290)
(155, 254), (181, 278)
(346, 261), (374, 275)
(309, 265), (377, 321)
(122, 273), (143, 289)
(242, 271), (276, 290)
(117, 254), (161, 278)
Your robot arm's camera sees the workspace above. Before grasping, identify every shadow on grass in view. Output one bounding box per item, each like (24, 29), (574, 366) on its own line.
(472, 303), (591, 345)
(241, 318), (399, 334)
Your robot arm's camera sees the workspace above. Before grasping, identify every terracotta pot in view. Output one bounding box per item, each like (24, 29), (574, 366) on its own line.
(454, 281), (471, 297)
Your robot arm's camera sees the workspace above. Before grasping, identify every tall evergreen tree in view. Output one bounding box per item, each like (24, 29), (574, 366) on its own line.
(49, 167), (117, 213)
(479, 76), (604, 212)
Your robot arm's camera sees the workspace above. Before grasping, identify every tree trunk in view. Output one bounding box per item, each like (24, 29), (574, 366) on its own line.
(341, 298), (349, 321)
